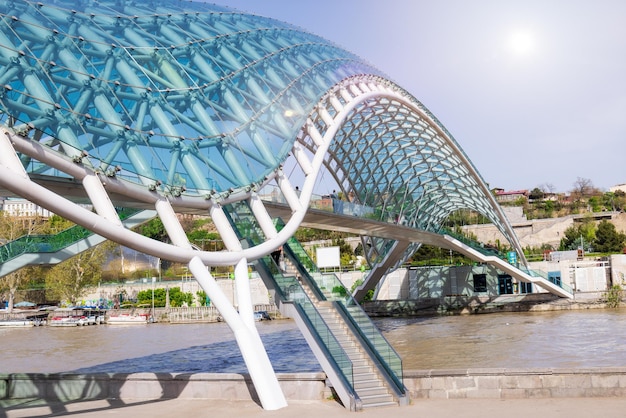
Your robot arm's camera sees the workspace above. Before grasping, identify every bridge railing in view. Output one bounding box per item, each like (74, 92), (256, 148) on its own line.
(224, 202), (357, 390)
(0, 208), (141, 264)
(281, 230), (405, 393)
(520, 268), (574, 294)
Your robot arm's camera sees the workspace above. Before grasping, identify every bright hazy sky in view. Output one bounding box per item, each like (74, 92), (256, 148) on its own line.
(221, 1), (626, 193)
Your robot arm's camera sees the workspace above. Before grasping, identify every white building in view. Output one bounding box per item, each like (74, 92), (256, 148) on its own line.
(609, 183), (626, 194)
(0, 197), (54, 217)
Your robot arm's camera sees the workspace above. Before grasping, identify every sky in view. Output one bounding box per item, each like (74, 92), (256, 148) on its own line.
(219, 0), (625, 194)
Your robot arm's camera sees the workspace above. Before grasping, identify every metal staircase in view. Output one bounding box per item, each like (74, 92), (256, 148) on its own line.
(0, 208), (156, 277)
(225, 202), (408, 410)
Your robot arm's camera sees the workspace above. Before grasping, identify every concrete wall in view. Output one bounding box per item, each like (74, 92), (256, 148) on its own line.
(405, 368), (626, 399)
(0, 372), (329, 403)
(4, 369), (626, 403)
(82, 276), (271, 307)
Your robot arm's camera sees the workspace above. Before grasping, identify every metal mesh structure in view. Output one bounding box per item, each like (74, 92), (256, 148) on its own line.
(0, 0), (522, 256)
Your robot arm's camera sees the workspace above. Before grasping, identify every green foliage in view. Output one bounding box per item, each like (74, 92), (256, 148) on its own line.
(45, 245), (106, 305)
(559, 218), (596, 251)
(605, 284), (623, 308)
(350, 279), (374, 302)
(409, 244), (471, 266)
(332, 237), (355, 267)
(140, 218), (168, 242)
(136, 286), (193, 307)
(594, 220), (626, 253)
(528, 188), (544, 200)
(332, 285), (347, 296)
(196, 290), (210, 306)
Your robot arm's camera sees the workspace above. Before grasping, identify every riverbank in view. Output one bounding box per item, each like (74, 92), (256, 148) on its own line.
(4, 367), (626, 416)
(363, 291), (614, 317)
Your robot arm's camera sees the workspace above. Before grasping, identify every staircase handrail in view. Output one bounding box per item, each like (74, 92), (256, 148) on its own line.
(0, 207), (141, 263)
(333, 300), (406, 399)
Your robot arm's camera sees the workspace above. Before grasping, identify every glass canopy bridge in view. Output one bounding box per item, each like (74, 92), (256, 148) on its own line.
(0, 0), (570, 411)
(258, 186), (573, 300)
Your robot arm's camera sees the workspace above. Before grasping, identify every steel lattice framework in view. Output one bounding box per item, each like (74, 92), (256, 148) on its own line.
(0, 0), (521, 254)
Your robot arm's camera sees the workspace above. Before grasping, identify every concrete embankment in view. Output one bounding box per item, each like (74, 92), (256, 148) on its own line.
(363, 292), (613, 317)
(4, 367), (626, 404)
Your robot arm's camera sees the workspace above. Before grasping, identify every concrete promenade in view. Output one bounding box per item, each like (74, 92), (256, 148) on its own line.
(4, 397), (626, 418)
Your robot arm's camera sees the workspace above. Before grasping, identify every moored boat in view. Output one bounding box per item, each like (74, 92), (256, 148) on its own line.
(48, 307), (104, 327)
(0, 312), (48, 327)
(106, 312), (151, 324)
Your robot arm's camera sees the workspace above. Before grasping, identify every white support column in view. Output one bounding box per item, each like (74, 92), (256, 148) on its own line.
(0, 130), (28, 177)
(82, 174), (123, 226)
(234, 257), (255, 330)
(209, 202), (243, 251)
(188, 256), (287, 411)
(292, 142), (313, 175)
(306, 119), (324, 147)
(277, 172), (301, 211)
(249, 193), (278, 239)
(155, 199), (192, 249)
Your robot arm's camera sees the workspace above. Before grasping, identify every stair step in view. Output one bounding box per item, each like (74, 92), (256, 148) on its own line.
(359, 393), (396, 405)
(353, 372), (379, 382)
(354, 379), (384, 389)
(358, 387), (390, 397)
(361, 401), (399, 409)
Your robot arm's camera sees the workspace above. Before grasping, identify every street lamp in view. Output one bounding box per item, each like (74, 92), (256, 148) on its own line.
(151, 276), (156, 323)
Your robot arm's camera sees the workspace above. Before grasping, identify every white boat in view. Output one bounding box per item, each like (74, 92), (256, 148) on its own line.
(48, 307), (105, 327)
(0, 318), (38, 327)
(0, 312), (47, 327)
(106, 312), (151, 324)
(49, 314), (87, 327)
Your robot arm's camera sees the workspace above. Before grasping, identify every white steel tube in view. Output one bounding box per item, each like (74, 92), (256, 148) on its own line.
(155, 199), (192, 249)
(234, 257), (255, 330)
(0, 131), (28, 177)
(82, 174), (123, 226)
(188, 256), (287, 410)
(209, 203), (243, 251)
(249, 193), (278, 239)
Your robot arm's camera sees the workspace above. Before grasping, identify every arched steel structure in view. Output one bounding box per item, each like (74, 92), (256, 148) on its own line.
(0, 0), (526, 410)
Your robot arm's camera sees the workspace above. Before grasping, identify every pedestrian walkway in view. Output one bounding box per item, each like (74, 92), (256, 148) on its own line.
(4, 397), (626, 418)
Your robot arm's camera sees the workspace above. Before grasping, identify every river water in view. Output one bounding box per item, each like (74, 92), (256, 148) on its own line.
(2, 309), (625, 374)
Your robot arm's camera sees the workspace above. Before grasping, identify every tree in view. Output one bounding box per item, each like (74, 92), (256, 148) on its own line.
(571, 177), (595, 199)
(0, 212), (71, 311)
(137, 286), (192, 307)
(139, 217), (168, 242)
(45, 245), (107, 305)
(594, 220), (626, 253)
(559, 218), (596, 251)
(529, 187), (545, 200)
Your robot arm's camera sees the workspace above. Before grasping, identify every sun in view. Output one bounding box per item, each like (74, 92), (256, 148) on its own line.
(508, 30), (535, 55)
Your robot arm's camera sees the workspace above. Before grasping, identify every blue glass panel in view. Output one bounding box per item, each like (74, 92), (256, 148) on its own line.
(0, 0), (381, 194)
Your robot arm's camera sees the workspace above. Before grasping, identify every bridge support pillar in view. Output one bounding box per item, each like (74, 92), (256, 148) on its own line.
(188, 256), (288, 410)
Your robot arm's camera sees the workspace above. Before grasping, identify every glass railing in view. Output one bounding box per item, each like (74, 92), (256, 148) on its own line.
(281, 231), (404, 391)
(522, 268), (574, 294)
(259, 184), (401, 225)
(337, 302), (405, 393)
(0, 207), (142, 264)
(440, 227), (506, 260)
(296, 292), (354, 388)
(224, 203), (356, 392)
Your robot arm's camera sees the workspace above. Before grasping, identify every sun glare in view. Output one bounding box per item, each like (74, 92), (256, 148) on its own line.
(508, 30), (534, 55)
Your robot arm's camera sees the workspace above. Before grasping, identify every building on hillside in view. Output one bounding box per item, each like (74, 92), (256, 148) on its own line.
(610, 184), (626, 194)
(493, 189), (529, 203)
